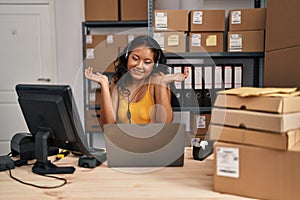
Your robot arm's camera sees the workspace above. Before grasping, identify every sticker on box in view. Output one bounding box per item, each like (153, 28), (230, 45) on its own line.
(193, 11), (203, 24)
(192, 34), (201, 47)
(231, 11), (241, 24)
(155, 12), (168, 30)
(229, 34), (242, 52)
(216, 147), (239, 178)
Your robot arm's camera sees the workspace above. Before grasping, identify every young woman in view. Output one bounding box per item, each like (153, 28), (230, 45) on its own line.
(85, 35), (189, 128)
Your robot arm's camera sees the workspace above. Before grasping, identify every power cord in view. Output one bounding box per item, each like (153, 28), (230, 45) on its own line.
(4, 152), (68, 189)
(7, 167), (67, 189)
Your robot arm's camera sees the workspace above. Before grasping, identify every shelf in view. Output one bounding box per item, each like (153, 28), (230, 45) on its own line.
(164, 52), (264, 59)
(83, 21), (148, 28)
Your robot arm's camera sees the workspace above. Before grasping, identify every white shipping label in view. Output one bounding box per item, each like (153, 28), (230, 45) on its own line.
(216, 147), (239, 178)
(229, 34), (242, 52)
(196, 115), (206, 128)
(193, 11), (203, 24)
(155, 12), (168, 30)
(231, 11), (241, 24)
(86, 35), (93, 44)
(168, 35), (179, 46)
(86, 48), (94, 59)
(106, 35), (114, 44)
(153, 32), (165, 49)
(192, 34), (201, 47)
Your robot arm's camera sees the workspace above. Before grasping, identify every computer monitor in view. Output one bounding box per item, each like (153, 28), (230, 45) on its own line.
(15, 84), (92, 175)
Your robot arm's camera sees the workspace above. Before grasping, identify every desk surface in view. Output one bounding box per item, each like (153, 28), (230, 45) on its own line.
(0, 148), (255, 200)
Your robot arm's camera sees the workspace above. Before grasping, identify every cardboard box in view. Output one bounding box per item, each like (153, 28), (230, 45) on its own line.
(189, 32), (224, 52)
(227, 30), (264, 52)
(86, 109), (102, 132)
(192, 113), (211, 139)
(120, 0), (148, 21)
(85, 34), (121, 72)
(214, 93), (300, 114)
(84, 0), (118, 21)
(153, 32), (186, 53)
(209, 124), (300, 151)
(211, 107), (300, 133)
(229, 8), (266, 31)
(264, 45), (300, 89)
(265, 0), (300, 51)
(214, 141), (300, 200)
(189, 10), (225, 32)
(154, 10), (189, 32)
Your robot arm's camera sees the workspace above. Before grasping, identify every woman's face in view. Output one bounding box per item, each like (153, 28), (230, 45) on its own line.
(127, 45), (155, 81)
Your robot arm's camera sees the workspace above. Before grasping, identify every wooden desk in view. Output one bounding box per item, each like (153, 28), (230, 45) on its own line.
(0, 148), (255, 200)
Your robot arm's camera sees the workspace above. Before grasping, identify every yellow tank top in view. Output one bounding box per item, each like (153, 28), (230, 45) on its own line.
(117, 80), (154, 124)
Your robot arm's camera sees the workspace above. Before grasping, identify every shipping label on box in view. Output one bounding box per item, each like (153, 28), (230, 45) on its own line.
(216, 146), (239, 178)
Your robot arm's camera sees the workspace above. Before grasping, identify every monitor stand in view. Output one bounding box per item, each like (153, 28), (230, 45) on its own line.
(32, 129), (75, 175)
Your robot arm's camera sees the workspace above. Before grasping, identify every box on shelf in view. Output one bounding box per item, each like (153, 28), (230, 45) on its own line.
(191, 113), (211, 139)
(264, 45), (300, 89)
(86, 109), (102, 132)
(210, 124), (300, 151)
(227, 30), (264, 52)
(120, 0), (148, 21)
(153, 31), (186, 53)
(214, 141), (300, 200)
(214, 91), (300, 114)
(211, 107), (300, 133)
(84, 0), (118, 21)
(154, 10), (189, 32)
(229, 8), (266, 31)
(189, 10), (225, 32)
(189, 32), (224, 52)
(85, 34), (123, 72)
(265, 0), (300, 51)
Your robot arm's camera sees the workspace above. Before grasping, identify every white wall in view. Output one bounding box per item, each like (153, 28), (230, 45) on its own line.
(54, 0), (85, 124)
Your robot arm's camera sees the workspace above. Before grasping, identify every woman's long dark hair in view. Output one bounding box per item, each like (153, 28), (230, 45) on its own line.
(112, 35), (168, 94)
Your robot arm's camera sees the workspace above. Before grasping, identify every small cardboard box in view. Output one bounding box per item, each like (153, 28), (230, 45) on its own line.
(189, 10), (225, 32)
(265, 0), (300, 51)
(120, 0), (148, 21)
(84, 0), (118, 21)
(214, 141), (300, 200)
(227, 30), (264, 52)
(189, 32), (224, 52)
(153, 31), (186, 53)
(229, 8), (266, 31)
(154, 10), (189, 32)
(214, 92), (300, 113)
(209, 124), (300, 151)
(192, 113), (211, 139)
(211, 107), (300, 133)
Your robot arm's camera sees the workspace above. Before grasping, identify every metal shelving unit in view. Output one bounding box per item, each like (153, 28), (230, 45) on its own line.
(82, 0), (266, 145)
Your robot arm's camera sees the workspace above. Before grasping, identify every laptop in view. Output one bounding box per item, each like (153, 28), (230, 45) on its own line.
(103, 123), (186, 168)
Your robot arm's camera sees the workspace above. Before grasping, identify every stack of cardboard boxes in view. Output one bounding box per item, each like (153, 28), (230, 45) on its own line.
(264, 0), (300, 90)
(189, 10), (225, 52)
(227, 8), (266, 52)
(209, 87), (300, 200)
(84, 0), (148, 21)
(153, 10), (189, 53)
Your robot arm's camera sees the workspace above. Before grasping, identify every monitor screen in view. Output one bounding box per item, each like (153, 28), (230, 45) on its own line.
(16, 84), (91, 174)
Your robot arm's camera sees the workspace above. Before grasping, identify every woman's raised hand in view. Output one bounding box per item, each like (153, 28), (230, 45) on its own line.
(85, 66), (109, 86)
(160, 67), (189, 85)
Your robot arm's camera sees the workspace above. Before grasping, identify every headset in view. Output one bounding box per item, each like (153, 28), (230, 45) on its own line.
(125, 43), (161, 69)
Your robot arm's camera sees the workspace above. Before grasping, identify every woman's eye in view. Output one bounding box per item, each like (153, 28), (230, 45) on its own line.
(145, 61), (152, 65)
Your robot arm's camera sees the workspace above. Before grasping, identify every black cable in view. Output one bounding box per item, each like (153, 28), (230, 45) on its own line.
(7, 167), (67, 189)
